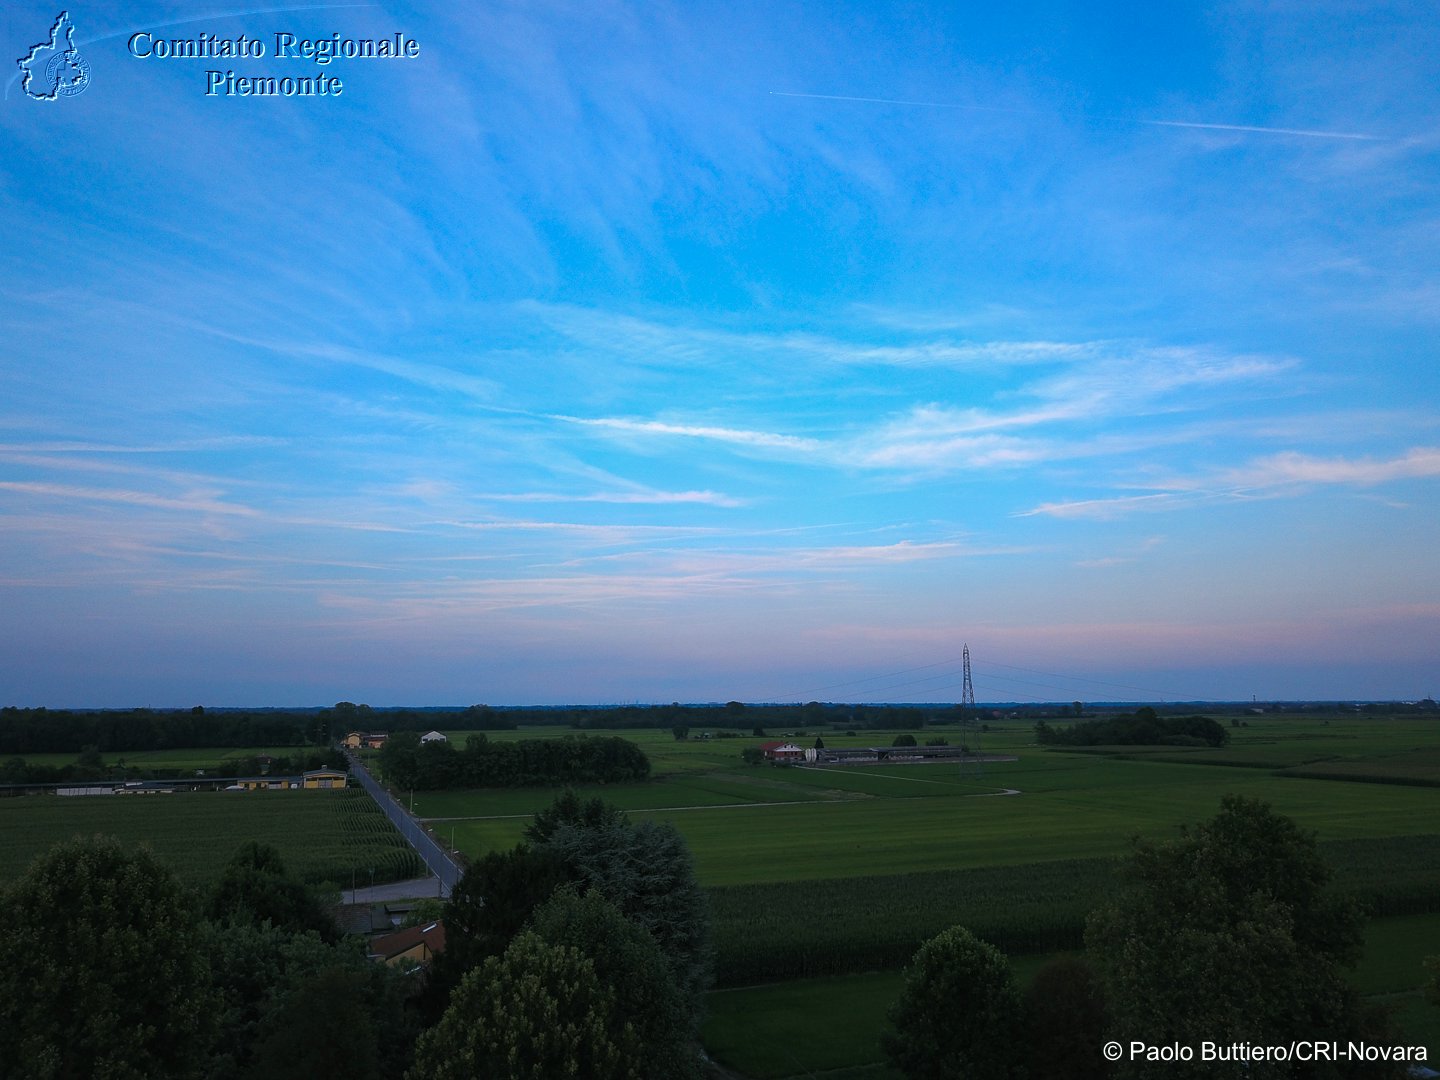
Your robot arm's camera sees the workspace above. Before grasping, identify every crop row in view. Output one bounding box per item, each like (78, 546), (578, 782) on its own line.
(707, 834), (1440, 986)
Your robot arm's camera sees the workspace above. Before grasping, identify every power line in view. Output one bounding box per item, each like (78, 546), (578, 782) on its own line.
(765, 649), (1208, 705)
(774, 656), (967, 700)
(977, 657), (1183, 698)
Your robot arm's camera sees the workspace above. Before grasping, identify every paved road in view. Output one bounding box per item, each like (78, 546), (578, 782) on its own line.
(346, 752), (461, 897)
(343, 876), (447, 904)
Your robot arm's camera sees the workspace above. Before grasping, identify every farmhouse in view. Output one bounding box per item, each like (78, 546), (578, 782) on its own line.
(811, 745), (1018, 766)
(342, 731), (390, 749)
(368, 921), (446, 967)
(224, 769), (350, 791)
(230, 778), (289, 791)
(760, 741), (806, 763)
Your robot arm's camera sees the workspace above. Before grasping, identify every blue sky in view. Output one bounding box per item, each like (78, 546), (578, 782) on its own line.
(3, 1), (1438, 706)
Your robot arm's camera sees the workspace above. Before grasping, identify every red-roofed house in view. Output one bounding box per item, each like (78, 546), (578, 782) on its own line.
(368, 921), (446, 967)
(760, 741), (805, 763)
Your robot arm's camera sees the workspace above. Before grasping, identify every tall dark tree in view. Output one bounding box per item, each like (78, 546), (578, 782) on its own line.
(0, 835), (218, 1079)
(1087, 795), (1397, 1080)
(542, 818), (713, 1019)
(377, 729), (422, 789)
(523, 788), (626, 844)
(1023, 955), (1110, 1080)
(882, 925), (1024, 1080)
(528, 888), (700, 1079)
(421, 843), (573, 1022)
(207, 841), (338, 941)
(408, 933), (631, 1080)
(203, 920), (414, 1080)
(245, 965), (383, 1080)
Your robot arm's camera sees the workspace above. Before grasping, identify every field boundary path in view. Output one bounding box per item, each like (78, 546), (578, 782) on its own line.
(345, 752), (460, 897)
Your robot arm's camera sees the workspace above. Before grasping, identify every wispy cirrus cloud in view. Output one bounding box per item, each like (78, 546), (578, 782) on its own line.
(530, 302), (1103, 369)
(1019, 493), (1191, 520)
(1022, 446), (1440, 519)
(475, 489), (747, 507)
(549, 340), (1295, 476)
(0, 481), (262, 518)
(1213, 447), (1440, 489)
(550, 414), (824, 452)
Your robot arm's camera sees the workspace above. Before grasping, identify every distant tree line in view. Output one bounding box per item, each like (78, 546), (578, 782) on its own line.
(0, 703), (520, 756)
(0, 747), (345, 786)
(568, 701), (962, 731)
(0, 706), (321, 755)
(18, 696), (1412, 758)
(1033, 707), (1230, 748)
(377, 732), (650, 791)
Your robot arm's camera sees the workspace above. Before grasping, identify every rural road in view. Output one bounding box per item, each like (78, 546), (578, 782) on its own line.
(345, 752), (462, 898)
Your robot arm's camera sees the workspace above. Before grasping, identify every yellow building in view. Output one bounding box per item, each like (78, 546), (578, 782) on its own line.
(302, 769), (348, 789)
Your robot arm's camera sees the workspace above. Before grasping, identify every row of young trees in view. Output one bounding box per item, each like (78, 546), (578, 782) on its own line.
(377, 732), (651, 790)
(1034, 706), (1231, 748)
(883, 796), (1421, 1080)
(0, 838), (416, 1079)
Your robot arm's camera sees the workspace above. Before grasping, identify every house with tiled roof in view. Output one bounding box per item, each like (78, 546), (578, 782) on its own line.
(367, 921), (446, 967)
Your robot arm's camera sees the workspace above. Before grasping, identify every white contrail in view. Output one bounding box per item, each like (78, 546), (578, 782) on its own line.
(768, 90), (1387, 142)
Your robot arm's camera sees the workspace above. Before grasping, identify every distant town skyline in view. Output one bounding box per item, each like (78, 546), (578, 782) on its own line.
(3, 2), (1438, 706)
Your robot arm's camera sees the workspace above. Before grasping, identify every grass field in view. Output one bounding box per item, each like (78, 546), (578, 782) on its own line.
(391, 714), (1440, 1077)
(0, 788), (423, 888)
(429, 735), (1440, 888)
(703, 915), (1440, 1080)
(10, 714), (1436, 1078)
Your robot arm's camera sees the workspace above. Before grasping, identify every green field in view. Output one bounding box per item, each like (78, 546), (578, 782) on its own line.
(9, 715), (1437, 1078)
(394, 715), (1440, 1077)
(0, 788), (423, 888)
(703, 917), (1440, 1080)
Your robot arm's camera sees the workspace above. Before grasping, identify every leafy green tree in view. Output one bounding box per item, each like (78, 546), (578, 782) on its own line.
(421, 842), (573, 1022)
(523, 788), (627, 844)
(377, 729), (421, 789)
(202, 922), (414, 1080)
(542, 818), (713, 1018)
(245, 965), (383, 1079)
(1023, 955), (1109, 1080)
(528, 888), (700, 1079)
(892, 733), (917, 747)
(207, 841), (338, 941)
(1087, 795), (1393, 1079)
(672, 724), (689, 740)
(741, 746), (764, 765)
(407, 932), (634, 1080)
(0, 835), (218, 1079)
(882, 925), (1024, 1079)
